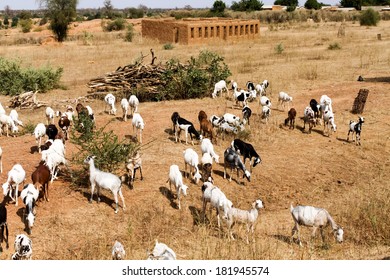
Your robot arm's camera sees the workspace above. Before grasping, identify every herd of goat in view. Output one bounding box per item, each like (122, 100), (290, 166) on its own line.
(0, 77), (367, 259)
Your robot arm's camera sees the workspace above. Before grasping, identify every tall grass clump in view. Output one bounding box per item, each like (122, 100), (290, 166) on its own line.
(0, 57), (63, 95)
(124, 24), (134, 42)
(359, 8), (380, 26)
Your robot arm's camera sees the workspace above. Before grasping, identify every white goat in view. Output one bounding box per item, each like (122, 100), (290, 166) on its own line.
(319, 94), (333, 119)
(129, 95), (139, 116)
(120, 98), (130, 121)
(0, 114), (18, 137)
(84, 155), (126, 214)
(112, 240), (126, 260)
(126, 151), (143, 189)
(34, 123), (47, 153)
(11, 234), (32, 260)
(212, 80), (228, 98)
(132, 112), (145, 144)
(0, 102), (5, 115)
(290, 204), (344, 247)
(45, 107), (55, 125)
(323, 110), (337, 136)
(278, 91), (293, 110)
(221, 113), (242, 127)
(20, 184), (39, 235)
(167, 164), (188, 210)
(227, 199), (264, 244)
(0, 145), (2, 174)
(260, 95), (272, 108)
(104, 93), (117, 115)
(147, 240), (177, 260)
(201, 181), (233, 228)
(41, 139), (66, 182)
(9, 109), (23, 127)
(200, 138), (219, 163)
(183, 148), (202, 184)
(2, 164), (26, 207)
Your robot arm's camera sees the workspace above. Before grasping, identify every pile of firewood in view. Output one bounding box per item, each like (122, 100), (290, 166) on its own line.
(87, 49), (169, 100)
(8, 91), (48, 109)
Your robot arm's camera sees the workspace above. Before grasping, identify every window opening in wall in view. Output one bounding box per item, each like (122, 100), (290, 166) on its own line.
(229, 26), (233, 36)
(210, 26), (214, 37)
(245, 25), (249, 34)
(255, 24), (259, 33)
(191, 27), (194, 38)
(198, 27), (202, 38)
(250, 25), (254, 34)
(235, 25), (238, 35)
(223, 26), (227, 39)
(240, 25), (244, 35)
(216, 26), (220, 37)
(205, 26), (208, 38)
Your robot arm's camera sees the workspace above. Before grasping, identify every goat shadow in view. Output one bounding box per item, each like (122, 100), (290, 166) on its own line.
(164, 128), (179, 143)
(159, 186), (179, 210)
(16, 207), (30, 235)
(124, 135), (139, 143)
(336, 137), (351, 144)
(80, 189), (117, 212)
(188, 205), (208, 226)
(272, 234), (292, 245)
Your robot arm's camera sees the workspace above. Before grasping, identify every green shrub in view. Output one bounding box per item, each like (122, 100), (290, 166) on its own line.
(328, 42), (341, 50)
(0, 57), (63, 95)
(11, 16), (19, 28)
(19, 19), (33, 33)
(360, 8), (380, 26)
(158, 50), (231, 101)
(163, 43), (174, 50)
(103, 18), (127, 32)
(70, 117), (138, 186)
(124, 24), (134, 42)
(275, 43), (284, 54)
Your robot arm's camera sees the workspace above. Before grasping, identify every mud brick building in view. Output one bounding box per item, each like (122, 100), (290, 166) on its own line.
(142, 18), (260, 44)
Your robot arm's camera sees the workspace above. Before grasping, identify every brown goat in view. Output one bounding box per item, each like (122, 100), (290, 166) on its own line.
(284, 108), (297, 129)
(198, 110), (217, 144)
(201, 163), (214, 184)
(31, 161), (51, 202)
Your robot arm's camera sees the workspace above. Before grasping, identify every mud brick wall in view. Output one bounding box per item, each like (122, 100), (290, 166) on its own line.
(142, 18), (260, 45)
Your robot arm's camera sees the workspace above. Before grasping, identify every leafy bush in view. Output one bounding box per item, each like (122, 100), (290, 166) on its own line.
(124, 24), (134, 42)
(360, 8), (380, 26)
(158, 51), (231, 101)
(11, 16), (19, 27)
(163, 43), (174, 50)
(328, 42), (341, 50)
(103, 18), (127, 31)
(70, 117), (138, 186)
(0, 57), (63, 95)
(19, 19), (33, 33)
(275, 43), (284, 54)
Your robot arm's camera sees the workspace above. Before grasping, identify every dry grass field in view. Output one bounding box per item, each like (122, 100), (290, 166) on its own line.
(0, 18), (389, 260)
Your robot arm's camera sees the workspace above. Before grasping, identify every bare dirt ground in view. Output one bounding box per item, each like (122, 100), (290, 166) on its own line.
(0, 19), (389, 260)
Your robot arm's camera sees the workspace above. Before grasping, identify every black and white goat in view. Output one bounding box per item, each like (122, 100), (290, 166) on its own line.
(11, 234), (32, 260)
(0, 203), (9, 251)
(347, 116), (364, 145)
(232, 84), (251, 107)
(242, 105), (252, 125)
(223, 148), (251, 184)
(309, 99), (320, 121)
(303, 106), (316, 134)
(175, 116), (202, 145)
(231, 139), (262, 172)
(20, 184), (39, 235)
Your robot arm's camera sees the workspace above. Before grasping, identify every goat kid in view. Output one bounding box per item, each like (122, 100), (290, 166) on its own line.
(223, 148), (251, 184)
(347, 116), (364, 145)
(11, 234), (32, 260)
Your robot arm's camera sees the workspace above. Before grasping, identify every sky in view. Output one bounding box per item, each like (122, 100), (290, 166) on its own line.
(1, 0), (341, 10)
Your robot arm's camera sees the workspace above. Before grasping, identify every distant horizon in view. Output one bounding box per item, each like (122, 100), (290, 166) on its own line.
(0, 0), (342, 11)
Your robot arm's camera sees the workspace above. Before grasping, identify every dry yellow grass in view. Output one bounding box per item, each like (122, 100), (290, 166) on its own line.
(0, 19), (389, 260)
